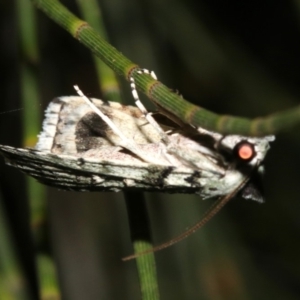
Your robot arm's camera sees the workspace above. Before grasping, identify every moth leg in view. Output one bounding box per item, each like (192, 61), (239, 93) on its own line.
(73, 85), (168, 165)
(130, 69), (207, 167)
(130, 69), (170, 144)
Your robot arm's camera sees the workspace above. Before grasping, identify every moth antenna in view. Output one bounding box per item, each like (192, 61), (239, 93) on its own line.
(122, 177), (249, 261)
(136, 69), (157, 80)
(130, 69), (169, 143)
(0, 108), (24, 115)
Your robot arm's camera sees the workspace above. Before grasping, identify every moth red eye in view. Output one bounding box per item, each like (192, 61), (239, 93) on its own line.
(235, 142), (255, 161)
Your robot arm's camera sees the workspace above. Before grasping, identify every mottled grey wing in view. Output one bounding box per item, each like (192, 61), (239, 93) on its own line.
(0, 145), (204, 194)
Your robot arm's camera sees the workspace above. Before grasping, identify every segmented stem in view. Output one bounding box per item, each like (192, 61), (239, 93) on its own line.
(32, 0), (300, 136)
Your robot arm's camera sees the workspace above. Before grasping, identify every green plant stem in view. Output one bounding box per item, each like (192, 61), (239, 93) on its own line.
(0, 192), (31, 300)
(76, 0), (121, 101)
(17, 0), (60, 298)
(76, 1), (160, 298)
(124, 192), (160, 300)
(32, 0), (300, 136)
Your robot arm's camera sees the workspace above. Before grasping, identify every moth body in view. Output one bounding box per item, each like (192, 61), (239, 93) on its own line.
(0, 95), (274, 202)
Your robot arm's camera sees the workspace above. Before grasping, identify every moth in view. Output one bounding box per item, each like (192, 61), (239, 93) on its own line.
(0, 69), (274, 258)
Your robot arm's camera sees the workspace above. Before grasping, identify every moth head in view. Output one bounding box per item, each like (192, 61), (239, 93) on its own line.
(218, 135), (275, 167)
(217, 135), (275, 203)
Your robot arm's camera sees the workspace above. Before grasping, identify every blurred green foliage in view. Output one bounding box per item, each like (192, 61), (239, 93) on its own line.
(1, 0), (300, 299)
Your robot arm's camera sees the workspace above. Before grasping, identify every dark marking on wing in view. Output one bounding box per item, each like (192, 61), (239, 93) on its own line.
(77, 158), (85, 166)
(184, 170), (201, 187)
(155, 166), (174, 187)
(75, 112), (112, 152)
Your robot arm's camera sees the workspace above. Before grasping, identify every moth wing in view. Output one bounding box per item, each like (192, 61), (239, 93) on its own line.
(0, 145), (223, 194)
